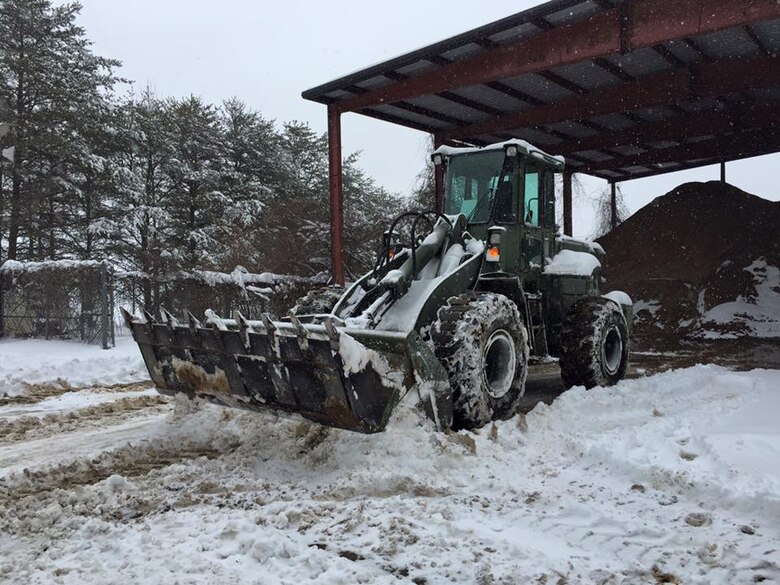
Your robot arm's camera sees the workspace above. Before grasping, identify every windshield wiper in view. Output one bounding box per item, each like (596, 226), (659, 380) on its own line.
(466, 187), (495, 223)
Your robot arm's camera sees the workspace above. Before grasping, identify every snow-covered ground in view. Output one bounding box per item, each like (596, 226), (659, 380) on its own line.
(0, 337), (147, 396)
(0, 338), (778, 584)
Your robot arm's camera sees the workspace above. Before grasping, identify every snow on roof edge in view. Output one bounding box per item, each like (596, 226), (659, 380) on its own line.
(434, 139), (565, 166)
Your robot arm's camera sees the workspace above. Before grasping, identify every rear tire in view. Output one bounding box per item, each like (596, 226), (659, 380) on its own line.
(431, 292), (529, 430)
(290, 285), (344, 316)
(559, 298), (629, 389)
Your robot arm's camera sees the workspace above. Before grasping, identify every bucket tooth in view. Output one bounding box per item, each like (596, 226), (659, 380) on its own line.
(233, 310), (251, 332)
(288, 312), (310, 351)
(233, 310), (252, 349)
(205, 308), (228, 331)
(160, 307), (179, 328)
(324, 317), (341, 353)
(120, 307), (135, 327)
(260, 313), (276, 334)
(187, 311), (202, 330)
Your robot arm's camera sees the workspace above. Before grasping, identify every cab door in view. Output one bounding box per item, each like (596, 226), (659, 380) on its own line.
(521, 162), (556, 292)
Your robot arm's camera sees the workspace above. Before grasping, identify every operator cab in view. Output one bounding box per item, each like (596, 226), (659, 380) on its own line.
(433, 140), (564, 285)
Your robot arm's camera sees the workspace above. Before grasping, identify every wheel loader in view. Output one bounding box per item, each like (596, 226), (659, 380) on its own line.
(125, 139), (633, 433)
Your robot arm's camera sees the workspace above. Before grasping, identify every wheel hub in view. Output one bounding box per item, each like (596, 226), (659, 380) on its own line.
(601, 325), (623, 376)
(482, 329), (517, 399)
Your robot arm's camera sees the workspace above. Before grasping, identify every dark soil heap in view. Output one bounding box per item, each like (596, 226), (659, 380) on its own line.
(597, 181), (780, 347)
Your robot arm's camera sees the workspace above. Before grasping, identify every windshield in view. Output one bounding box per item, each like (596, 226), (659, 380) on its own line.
(444, 151), (508, 223)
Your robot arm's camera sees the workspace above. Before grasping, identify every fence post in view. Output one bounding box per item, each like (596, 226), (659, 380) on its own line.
(109, 272), (115, 346)
(0, 274), (4, 338)
(100, 264), (110, 350)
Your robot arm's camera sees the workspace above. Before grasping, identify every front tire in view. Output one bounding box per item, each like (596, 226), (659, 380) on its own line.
(431, 292), (529, 430)
(559, 298), (629, 389)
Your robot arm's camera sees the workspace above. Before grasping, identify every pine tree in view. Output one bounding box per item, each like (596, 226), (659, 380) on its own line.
(163, 96), (227, 270)
(0, 0), (119, 261)
(93, 91), (175, 306)
(215, 98), (278, 271)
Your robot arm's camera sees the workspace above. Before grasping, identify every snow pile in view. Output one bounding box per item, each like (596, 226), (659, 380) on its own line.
(697, 259), (780, 339)
(0, 365), (778, 583)
(0, 337), (147, 397)
(598, 181), (780, 346)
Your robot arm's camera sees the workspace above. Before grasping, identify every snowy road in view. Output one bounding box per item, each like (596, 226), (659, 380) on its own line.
(0, 340), (778, 584)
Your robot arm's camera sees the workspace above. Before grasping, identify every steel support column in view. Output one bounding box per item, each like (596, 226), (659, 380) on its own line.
(563, 170), (573, 236)
(433, 134), (444, 212)
(610, 182), (618, 231)
(328, 107), (345, 285)
(720, 161), (726, 183)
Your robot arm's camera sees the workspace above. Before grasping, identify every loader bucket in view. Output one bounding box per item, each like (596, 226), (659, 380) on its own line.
(124, 310), (451, 434)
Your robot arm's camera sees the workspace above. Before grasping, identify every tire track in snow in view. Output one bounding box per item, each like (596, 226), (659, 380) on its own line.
(0, 394), (168, 444)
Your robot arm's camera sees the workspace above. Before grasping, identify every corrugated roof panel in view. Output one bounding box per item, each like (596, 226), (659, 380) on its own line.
(406, 95), (491, 124)
(632, 106), (674, 122)
(574, 150), (615, 162)
(751, 18), (780, 50)
(502, 127), (562, 146)
(680, 98), (726, 113)
(609, 145), (647, 156)
(605, 47), (672, 78)
(355, 76), (392, 91)
(646, 140), (684, 149)
(453, 85), (532, 113)
(395, 60), (437, 77)
(440, 42), (487, 63)
(549, 61), (619, 91)
(585, 113), (636, 131)
(487, 22), (540, 45)
(545, 120), (597, 138)
(748, 87), (780, 101)
(323, 90), (352, 101)
(544, 0), (600, 26)
(693, 27), (760, 60)
(662, 39), (703, 65)
(370, 104), (450, 129)
(501, 73), (574, 102)
(598, 170), (626, 179)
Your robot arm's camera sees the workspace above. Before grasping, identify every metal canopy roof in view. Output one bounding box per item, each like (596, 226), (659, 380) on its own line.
(303, 0), (780, 182)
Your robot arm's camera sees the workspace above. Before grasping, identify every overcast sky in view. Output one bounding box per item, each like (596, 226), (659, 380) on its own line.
(70, 0), (778, 239)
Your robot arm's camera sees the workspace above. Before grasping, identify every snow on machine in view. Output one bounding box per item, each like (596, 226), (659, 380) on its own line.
(125, 139), (632, 433)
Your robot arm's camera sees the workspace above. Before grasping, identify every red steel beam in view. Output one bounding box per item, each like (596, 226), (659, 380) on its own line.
(333, 0), (780, 114)
(596, 147), (780, 182)
(327, 106), (345, 286)
(433, 134), (444, 212)
(554, 102), (780, 155)
(578, 129), (778, 174)
(441, 55), (779, 142)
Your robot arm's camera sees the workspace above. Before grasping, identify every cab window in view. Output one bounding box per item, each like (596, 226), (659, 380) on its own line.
(444, 151), (506, 223)
(524, 165), (541, 226)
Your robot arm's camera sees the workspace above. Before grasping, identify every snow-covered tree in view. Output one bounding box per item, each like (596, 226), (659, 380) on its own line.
(0, 0), (120, 261)
(214, 98), (277, 270)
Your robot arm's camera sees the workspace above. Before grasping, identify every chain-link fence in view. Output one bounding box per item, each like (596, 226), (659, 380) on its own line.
(0, 260), (114, 347)
(0, 261), (327, 347)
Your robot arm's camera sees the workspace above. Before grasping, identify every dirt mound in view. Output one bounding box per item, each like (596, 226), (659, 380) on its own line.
(597, 181), (780, 347)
